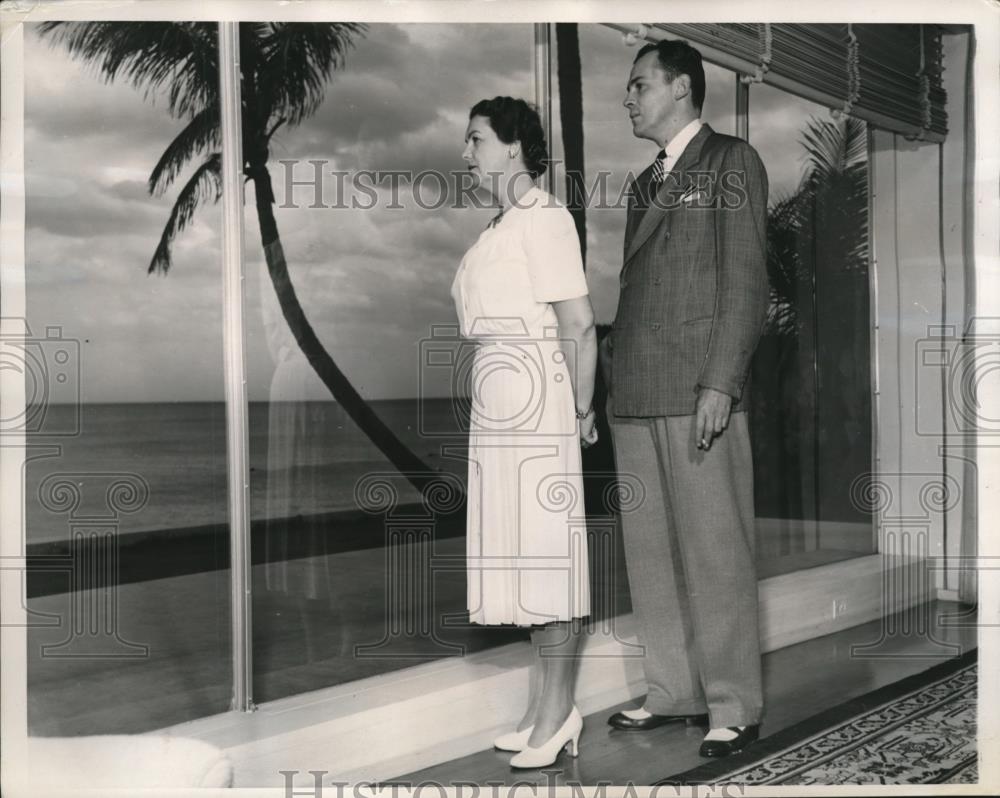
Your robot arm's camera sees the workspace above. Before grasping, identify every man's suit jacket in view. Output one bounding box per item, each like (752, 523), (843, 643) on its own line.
(609, 123), (770, 417)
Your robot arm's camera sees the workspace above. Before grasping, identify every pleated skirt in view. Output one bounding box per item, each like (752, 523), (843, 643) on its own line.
(464, 340), (591, 626)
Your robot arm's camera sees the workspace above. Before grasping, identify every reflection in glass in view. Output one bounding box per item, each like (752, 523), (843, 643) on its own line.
(248, 23), (537, 702)
(255, 259), (350, 664)
(750, 83), (874, 575)
(24, 21), (231, 734)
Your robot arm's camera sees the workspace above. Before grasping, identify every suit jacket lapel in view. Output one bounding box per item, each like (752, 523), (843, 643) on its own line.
(622, 170), (648, 256)
(624, 123), (714, 266)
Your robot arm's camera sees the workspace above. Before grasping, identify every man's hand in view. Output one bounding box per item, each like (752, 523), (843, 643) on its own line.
(695, 387), (732, 450)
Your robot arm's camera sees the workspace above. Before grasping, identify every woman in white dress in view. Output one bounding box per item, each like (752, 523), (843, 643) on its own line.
(453, 97), (598, 769)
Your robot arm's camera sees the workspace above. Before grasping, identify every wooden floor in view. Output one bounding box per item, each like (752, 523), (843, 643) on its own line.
(400, 600), (977, 786)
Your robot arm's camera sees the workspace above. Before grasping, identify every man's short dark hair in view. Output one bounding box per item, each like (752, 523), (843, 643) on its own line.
(634, 39), (706, 111)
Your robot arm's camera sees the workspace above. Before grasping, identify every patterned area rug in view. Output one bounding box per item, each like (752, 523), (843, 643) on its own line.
(660, 650), (977, 786)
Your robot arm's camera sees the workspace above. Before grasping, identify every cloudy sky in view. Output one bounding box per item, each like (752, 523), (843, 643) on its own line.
(24, 22), (820, 402)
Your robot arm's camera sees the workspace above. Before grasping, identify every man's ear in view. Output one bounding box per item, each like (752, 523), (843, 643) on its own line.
(673, 74), (692, 101)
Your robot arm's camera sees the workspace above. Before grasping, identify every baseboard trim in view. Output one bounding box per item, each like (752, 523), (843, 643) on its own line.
(161, 553), (927, 786)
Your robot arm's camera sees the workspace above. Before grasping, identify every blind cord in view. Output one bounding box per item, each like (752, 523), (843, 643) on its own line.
(739, 23), (773, 84)
(833, 24), (860, 119)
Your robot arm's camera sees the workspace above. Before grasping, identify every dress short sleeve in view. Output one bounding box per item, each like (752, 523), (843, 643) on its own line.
(522, 198), (589, 303)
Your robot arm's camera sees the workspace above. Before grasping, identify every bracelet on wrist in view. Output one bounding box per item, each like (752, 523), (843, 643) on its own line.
(575, 405), (593, 420)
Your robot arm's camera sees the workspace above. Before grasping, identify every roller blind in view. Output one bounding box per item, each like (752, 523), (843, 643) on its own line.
(616, 23), (947, 141)
(852, 24), (947, 139)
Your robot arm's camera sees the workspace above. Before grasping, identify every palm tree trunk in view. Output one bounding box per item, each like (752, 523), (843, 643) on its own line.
(251, 169), (441, 495)
(555, 22), (587, 267)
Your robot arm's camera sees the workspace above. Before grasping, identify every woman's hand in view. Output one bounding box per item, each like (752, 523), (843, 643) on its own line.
(579, 408), (598, 448)
(553, 296), (598, 451)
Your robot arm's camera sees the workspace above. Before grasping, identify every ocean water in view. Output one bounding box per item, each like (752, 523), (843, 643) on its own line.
(23, 399), (468, 545)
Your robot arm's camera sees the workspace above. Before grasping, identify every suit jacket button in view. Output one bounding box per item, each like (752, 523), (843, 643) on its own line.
(653, 278), (662, 285)
(651, 323), (660, 331)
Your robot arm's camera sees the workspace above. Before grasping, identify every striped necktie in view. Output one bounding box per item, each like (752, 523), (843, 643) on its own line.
(650, 149), (668, 184)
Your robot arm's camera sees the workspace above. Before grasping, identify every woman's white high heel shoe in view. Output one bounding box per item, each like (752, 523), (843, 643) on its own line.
(493, 725), (534, 752)
(508, 707), (583, 769)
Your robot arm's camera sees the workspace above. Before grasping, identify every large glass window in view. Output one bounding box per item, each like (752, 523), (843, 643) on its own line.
(18, 21), (878, 735)
(748, 82), (875, 576)
(247, 23), (537, 701)
(24, 22), (231, 734)
(573, 26), (874, 581)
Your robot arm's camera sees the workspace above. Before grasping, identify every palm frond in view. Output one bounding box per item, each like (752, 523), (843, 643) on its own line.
(148, 104), (220, 196)
(36, 22), (218, 119)
(253, 22), (366, 127)
(768, 189), (806, 228)
(41, 21), (368, 271)
(766, 290), (798, 337)
(800, 115), (868, 184)
(149, 153), (222, 274)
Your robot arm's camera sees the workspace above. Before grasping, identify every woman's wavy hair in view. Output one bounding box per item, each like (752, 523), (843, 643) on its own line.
(469, 96), (548, 179)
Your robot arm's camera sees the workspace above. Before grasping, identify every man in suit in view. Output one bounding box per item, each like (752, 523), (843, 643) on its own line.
(602, 39), (770, 757)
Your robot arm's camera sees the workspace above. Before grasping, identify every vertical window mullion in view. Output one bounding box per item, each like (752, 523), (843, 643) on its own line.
(218, 21), (253, 713)
(736, 75), (749, 138)
(534, 23), (553, 195)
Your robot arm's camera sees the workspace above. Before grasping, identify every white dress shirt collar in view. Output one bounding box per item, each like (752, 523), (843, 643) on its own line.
(663, 118), (704, 165)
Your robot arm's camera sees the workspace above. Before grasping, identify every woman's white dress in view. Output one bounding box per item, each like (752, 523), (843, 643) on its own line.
(451, 186), (591, 626)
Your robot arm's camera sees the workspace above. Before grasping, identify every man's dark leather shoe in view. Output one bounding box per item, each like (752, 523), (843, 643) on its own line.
(698, 725), (760, 757)
(607, 711), (709, 731)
